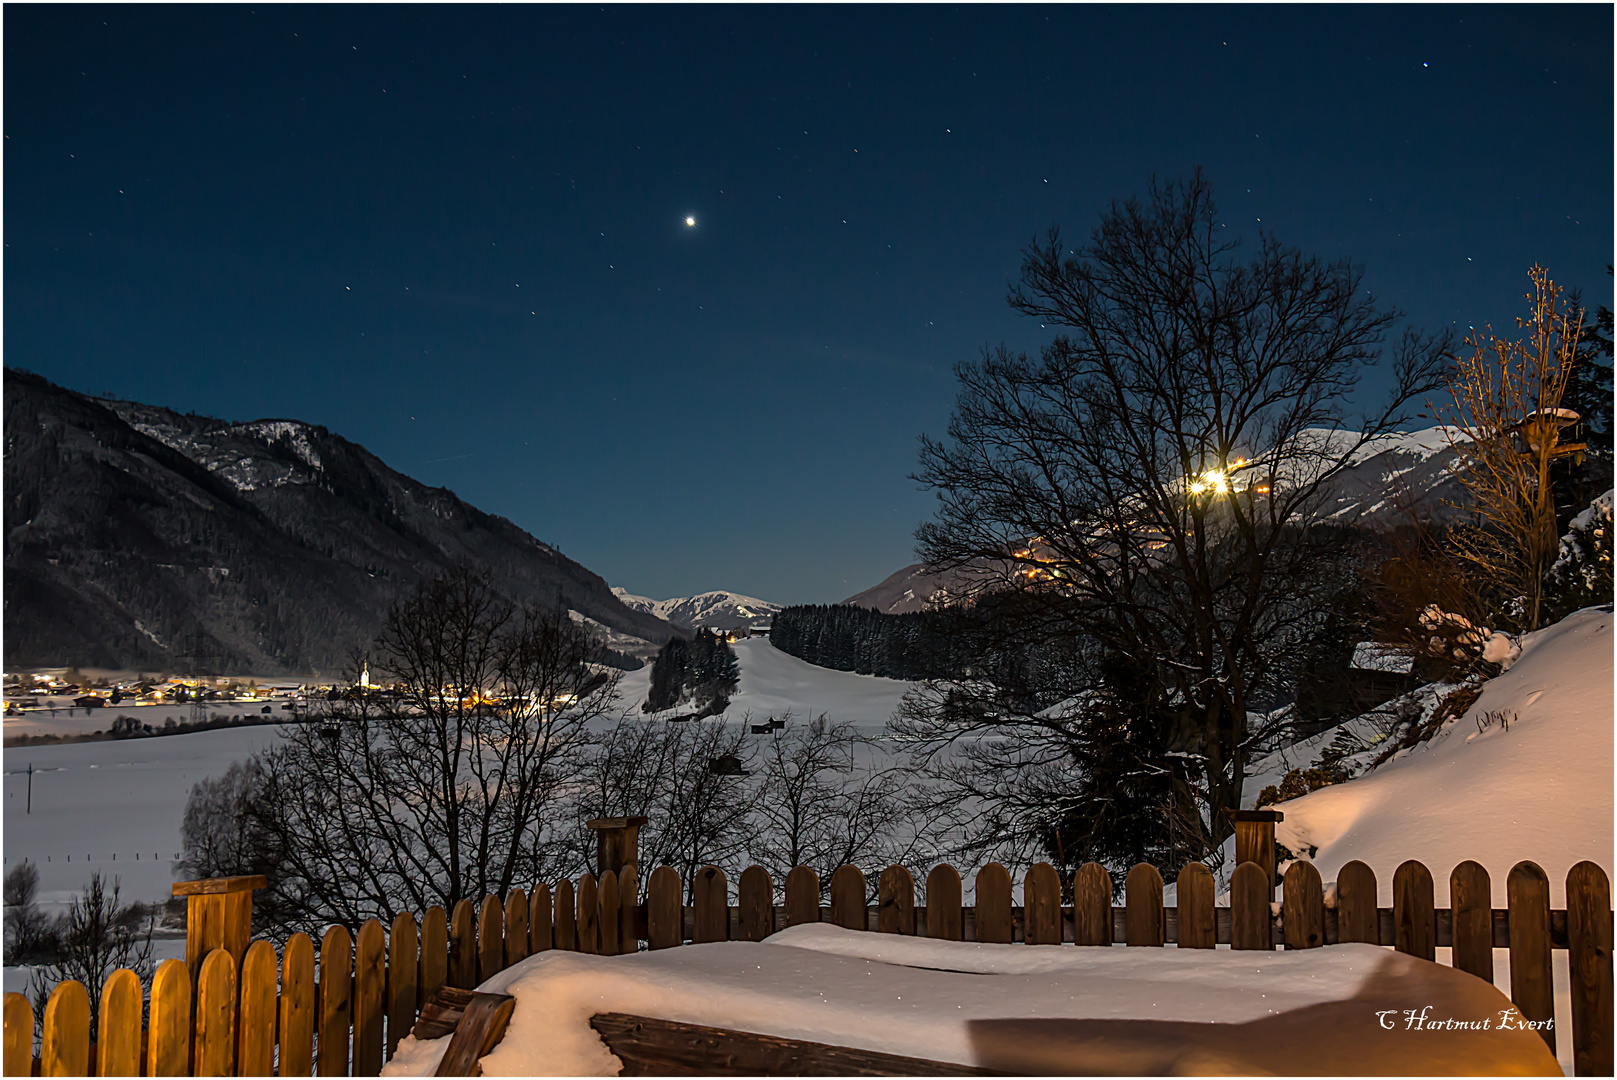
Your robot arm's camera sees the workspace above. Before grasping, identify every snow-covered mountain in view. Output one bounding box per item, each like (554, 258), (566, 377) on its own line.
(611, 588), (781, 631)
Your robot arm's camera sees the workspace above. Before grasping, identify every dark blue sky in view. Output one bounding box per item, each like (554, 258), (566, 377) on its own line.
(6, 5), (1611, 604)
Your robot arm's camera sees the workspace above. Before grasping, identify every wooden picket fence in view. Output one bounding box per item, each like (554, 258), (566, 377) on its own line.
(3, 857), (1611, 1076)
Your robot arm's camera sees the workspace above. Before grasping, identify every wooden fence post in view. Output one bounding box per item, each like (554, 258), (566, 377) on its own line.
(318, 925), (353, 1077)
(1450, 861), (1494, 982)
(738, 865), (775, 941)
(619, 864), (640, 951)
(1508, 861), (1556, 1056)
(586, 816), (648, 878)
(193, 949), (237, 1077)
(354, 918), (387, 1075)
(1124, 864), (1164, 947)
(449, 899), (477, 986)
(478, 895), (504, 979)
(171, 875), (266, 991)
(529, 886), (553, 954)
(1023, 864), (1061, 945)
(1175, 863), (1215, 949)
(1393, 860), (1436, 961)
(975, 864), (1013, 944)
(1072, 863), (1112, 946)
(280, 933), (316, 1078)
(3, 993), (33, 1078)
(1230, 811), (1282, 900)
(96, 968), (142, 1078)
(925, 865), (962, 942)
(419, 908), (448, 1010)
(878, 865), (916, 936)
(830, 866), (867, 931)
(1567, 861), (1613, 1077)
(41, 979), (90, 1077)
(388, 913), (419, 1061)
(146, 959), (192, 1077)
(695, 867), (730, 943)
(647, 866), (682, 949)
(578, 874), (600, 955)
(1230, 862), (1271, 950)
(1336, 861), (1379, 945)
(600, 871), (621, 956)
(1281, 861), (1324, 949)
(785, 866), (820, 927)
(552, 878), (576, 952)
(505, 888), (530, 967)
(237, 940), (279, 1077)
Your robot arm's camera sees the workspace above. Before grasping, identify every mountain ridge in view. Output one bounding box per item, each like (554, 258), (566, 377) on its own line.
(610, 587), (781, 631)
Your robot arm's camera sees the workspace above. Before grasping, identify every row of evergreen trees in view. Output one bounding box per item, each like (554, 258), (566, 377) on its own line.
(644, 630), (739, 713)
(767, 604), (961, 680)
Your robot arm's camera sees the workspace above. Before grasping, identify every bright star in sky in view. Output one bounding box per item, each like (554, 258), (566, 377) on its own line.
(685, 215), (696, 227)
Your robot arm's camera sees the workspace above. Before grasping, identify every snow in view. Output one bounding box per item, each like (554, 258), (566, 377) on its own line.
(1349, 642), (1413, 674)
(1567, 489), (1612, 534)
(1271, 606), (1612, 906)
(381, 925), (1554, 1077)
(610, 587), (781, 631)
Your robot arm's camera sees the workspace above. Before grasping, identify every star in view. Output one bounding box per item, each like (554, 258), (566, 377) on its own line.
(685, 216), (696, 227)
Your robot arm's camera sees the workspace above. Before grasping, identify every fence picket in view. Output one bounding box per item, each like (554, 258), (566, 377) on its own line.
(1567, 861), (1613, 1077)
(96, 968), (142, 1077)
(1393, 860), (1436, 961)
(554, 878), (577, 952)
(600, 871), (621, 956)
(419, 908), (448, 1010)
(578, 874), (600, 955)
(449, 900), (477, 988)
(237, 940), (279, 1077)
(1508, 861), (1556, 1056)
(785, 866), (820, 927)
(830, 866), (866, 931)
(3, 993), (33, 1078)
(694, 867), (730, 943)
(280, 934), (316, 1077)
(1125, 864), (1164, 947)
(1176, 863), (1215, 949)
(318, 925), (353, 1077)
(1230, 862), (1270, 950)
(975, 864), (1013, 943)
(878, 865), (916, 936)
(40, 979), (90, 1077)
(739, 865), (774, 941)
(530, 885), (553, 954)
(647, 866), (682, 949)
(924, 864), (962, 941)
(505, 888), (530, 967)
(1336, 861), (1378, 944)
(384, 913), (419, 1061)
(1072, 863), (1112, 946)
(1282, 861), (1324, 949)
(479, 895), (504, 979)
(1024, 863), (1061, 945)
(194, 949), (237, 1077)
(147, 958), (191, 1077)
(354, 919), (387, 1075)
(619, 865), (639, 953)
(1450, 861), (1493, 982)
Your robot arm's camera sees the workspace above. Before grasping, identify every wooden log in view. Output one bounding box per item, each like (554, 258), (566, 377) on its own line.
(478, 895), (504, 980)
(785, 866), (821, 927)
(449, 899), (477, 988)
(830, 866), (867, 931)
(1175, 863), (1215, 949)
(529, 886), (553, 954)
(95, 968), (142, 1078)
(505, 888), (529, 967)
(1230, 862), (1270, 950)
(926, 865), (963, 942)
(354, 919), (387, 1075)
(1567, 861), (1613, 1077)
(1450, 861), (1494, 982)
(647, 866), (683, 949)
(619, 865), (640, 953)
(553, 878), (578, 952)
(1124, 864), (1164, 947)
(279, 933), (317, 1077)
(3, 993), (34, 1079)
(1072, 863), (1112, 946)
(40, 979), (90, 1077)
(1508, 861), (1556, 1056)
(413, 986), (477, 1040)
(193, 949), (237, 1077)
(429, 991), (517, 1077)
(878, 865), (916, 936)
(1022, 864), (1061, 945)
(388, 913), (420, 1061)
(1281, 861), (1324, 949)
(578, 874), (600, 956)
(1336, 860), (1378, 945)
(589, 1012), (1002, 1076)
(319, 925), (353, 1077)
(1393, 860), (1436, 961)
(738, 865), (775, 942)
(420, 907), (449, 1011)
(600, 871), (622, 956)
(237, 940), (279, 1077)
(146, 959), (191, 1077)
(694, 867), (729, 943)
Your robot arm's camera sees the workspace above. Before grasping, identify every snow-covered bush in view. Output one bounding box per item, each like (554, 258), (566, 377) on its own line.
(1543, 489), (1614, 621)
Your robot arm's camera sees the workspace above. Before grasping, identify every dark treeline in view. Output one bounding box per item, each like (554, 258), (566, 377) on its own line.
(645, 630), (739, 712)
(768, 604), (962, 681)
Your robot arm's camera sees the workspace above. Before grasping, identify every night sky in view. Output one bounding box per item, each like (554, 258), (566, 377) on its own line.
(6, 5), (1612, 605)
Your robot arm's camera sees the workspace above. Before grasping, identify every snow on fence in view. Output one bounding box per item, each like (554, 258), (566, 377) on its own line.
(3, 858), (1611, 1076)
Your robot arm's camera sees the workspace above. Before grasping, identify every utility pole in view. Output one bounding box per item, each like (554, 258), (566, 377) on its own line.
(27, 762), (33, 814)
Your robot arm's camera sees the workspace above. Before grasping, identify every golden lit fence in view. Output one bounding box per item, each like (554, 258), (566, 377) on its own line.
(3, 858), (1610, 1076)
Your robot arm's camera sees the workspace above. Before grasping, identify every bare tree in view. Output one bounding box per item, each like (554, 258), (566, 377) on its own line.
(901, 172), (1450, 864)
(26, 873), (153, 1040)
(1434, 266), (1585, 631)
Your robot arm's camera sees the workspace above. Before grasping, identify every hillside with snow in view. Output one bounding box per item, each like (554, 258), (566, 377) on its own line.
(611, 587), (781, 631)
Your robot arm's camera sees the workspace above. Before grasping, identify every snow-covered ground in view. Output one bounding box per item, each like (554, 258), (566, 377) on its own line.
(383, 924), (1558, 1077)
(4, 700), (293, 739)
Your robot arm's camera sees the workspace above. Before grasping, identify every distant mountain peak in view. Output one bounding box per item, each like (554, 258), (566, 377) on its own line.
(611, 587), (781, 631)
